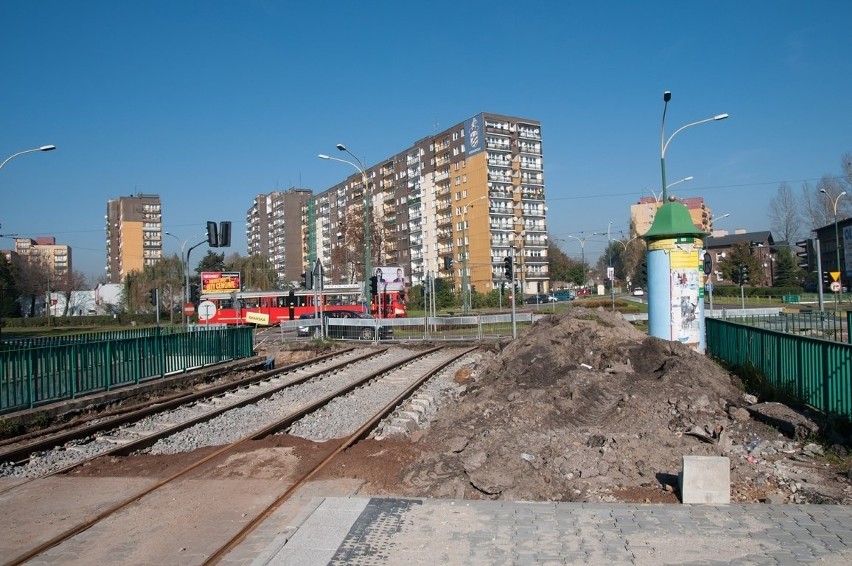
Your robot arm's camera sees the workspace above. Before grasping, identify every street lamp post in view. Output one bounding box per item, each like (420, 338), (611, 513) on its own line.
(166, 232), (205, 325)
(650, 176), (694, 202)
(820, 188), (846, 304)
(0, 145), (56, 171)
(661, 91), (728, 202)
(565, 233), (596, 291)
(319, 145), (371, 303)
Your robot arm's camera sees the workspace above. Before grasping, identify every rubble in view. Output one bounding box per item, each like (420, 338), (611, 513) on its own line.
(392, 307), (852, 504)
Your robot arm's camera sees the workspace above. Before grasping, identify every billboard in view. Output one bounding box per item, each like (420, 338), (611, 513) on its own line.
(464, 113), (485, 157)
(372, 266), (406, 291)
(201, 271), (241, 293)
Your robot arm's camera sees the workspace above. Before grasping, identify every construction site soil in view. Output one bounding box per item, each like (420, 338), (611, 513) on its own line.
(320, 307), (852, 505)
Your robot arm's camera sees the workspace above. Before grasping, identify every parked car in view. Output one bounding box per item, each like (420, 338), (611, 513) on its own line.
(523, 293), (551, 305)
(553, 290), (575, 301)
(297, 310), (393, 340)
(632, 287), (644, 296)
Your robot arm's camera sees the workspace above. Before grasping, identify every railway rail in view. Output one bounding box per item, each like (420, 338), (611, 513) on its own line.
(2, 345), (477, 565)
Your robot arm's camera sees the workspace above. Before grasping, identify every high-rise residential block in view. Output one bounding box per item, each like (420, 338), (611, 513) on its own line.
(105, 194), (162, 283)
(246, 187), (313, 285)
(306, 112), (548, 296)
(12, 236), (72, 288)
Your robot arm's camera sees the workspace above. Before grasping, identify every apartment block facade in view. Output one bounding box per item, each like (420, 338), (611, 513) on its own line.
(12, 236), (72, 288)
(305, 112), (548, 296)
(246, 188), (313, 285)
(105, 194), (162, 283)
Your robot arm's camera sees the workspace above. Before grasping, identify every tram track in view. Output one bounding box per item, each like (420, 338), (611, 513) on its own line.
(0, 347), (380, 484)
(2, 345), (477, 566)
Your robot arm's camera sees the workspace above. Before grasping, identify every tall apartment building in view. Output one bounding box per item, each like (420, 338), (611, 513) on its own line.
(12, 236), (72, 288)
(246, 188), (313, 285)
(105, 194), (162, 283)
(305, 112), (548, 295)
(630, 196), (713, 237)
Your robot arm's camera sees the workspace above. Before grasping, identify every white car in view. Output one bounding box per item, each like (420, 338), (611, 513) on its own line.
(632, 287), (644, 296)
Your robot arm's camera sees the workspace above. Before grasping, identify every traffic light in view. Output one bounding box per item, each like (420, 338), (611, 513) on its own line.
(422, 276), (431, 296)
(206, 221), (219, 247)
(504, 256), (513, 279)
(301, 271), (313, 289)
(369, 275), (378, 296)
(189, 284), (199, 302)
(443, 256), (453, 271)
(218, 221), (232, 247)
(149, 288), (157, 305)
(739, 264), (750, 285)
(823, 272), (830, 286)
(795, 239), (812, 270)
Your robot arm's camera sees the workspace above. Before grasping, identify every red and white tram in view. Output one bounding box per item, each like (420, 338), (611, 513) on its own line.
(199, 284), (407, 325)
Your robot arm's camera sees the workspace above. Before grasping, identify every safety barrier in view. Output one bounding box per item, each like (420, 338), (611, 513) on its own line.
(279, 312), (538, 341)
(0, 326), (254, 413)
(712, 310), (847, 344)
(706, 317), (852, 420)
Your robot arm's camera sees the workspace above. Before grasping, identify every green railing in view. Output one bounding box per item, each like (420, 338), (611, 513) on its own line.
(706, 317), (852, 420)
(0, 326), (254, 413)
(714, 311), (847, 343)
(0, 326), (185, 351)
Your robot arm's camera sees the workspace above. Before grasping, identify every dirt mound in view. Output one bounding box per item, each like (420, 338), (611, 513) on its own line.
(393, 307), (851, 504)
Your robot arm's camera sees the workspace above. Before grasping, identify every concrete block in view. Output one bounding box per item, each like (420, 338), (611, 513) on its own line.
(679, 455), (730, 504)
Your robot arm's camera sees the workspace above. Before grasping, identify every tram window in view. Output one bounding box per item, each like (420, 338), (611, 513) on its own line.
(220, 299), (234, 309)
(277, 297), (287, 308)
(244, 298), (259, 308)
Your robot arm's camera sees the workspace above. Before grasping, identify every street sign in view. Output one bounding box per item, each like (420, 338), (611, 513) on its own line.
(831, 271), (840, 281)
(183, 302), (195, 316)
(198, 300), (217, 321)
(830, 281), (842, 293)
(245, 312), (270, 325)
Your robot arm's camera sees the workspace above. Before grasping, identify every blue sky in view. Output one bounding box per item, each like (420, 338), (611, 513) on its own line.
(2, 1), (851, 280)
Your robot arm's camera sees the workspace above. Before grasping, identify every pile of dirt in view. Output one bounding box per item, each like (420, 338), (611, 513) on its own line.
(383, 307), (851, 504)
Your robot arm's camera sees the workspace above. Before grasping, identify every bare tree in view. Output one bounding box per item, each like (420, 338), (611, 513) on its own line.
(54, 270), (90, 316)
(768, 183), (802, 242)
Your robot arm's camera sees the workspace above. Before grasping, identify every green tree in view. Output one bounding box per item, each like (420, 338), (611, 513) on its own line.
(196, 251), (225, 275)
(719, 242), (764, 286)
(225, 253), (275, 291)
(0, 254), (21, 318)
(772, 247), (801, 288)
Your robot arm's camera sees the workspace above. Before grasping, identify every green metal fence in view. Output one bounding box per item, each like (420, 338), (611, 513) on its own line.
(0, 326), (254, 413)
(714, 311), (848, 343)
(706, 317), (852, 420)
(0, 326), (186, 352)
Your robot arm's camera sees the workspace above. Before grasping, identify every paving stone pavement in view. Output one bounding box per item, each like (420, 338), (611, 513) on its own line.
(229, 496), (852, 565)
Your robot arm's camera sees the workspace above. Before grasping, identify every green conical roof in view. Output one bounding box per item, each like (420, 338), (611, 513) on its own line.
(642, 200), (709, 241)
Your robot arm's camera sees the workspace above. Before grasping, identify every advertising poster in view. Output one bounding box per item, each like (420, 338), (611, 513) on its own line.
(669, 247), (701, 345)
(201, 272), (241, 293)
(372, 266), (406, 291)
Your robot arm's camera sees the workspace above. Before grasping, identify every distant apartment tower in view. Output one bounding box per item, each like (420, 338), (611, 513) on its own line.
(12, 236), (72, 288)
(105, 194), (162, 283)
(246, 188), (313, 285)
(631, 196), (713, 237)
(305, 112), (548, 295)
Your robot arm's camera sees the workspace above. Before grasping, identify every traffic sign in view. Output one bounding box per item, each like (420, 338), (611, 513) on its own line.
(830, 281), (842, 293)
(183, 302), (195, 316)
(831, 271), (840, 281)
(198, 300), (217, 321)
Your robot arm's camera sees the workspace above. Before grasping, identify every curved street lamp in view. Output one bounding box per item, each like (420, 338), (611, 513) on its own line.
(820, 188), (847, 292)
(650, 176), (694, 202)
(661, 91), (728, 202)
(319, 145), (371, 299)
(0, 145), (56, 171)
(565, 233), (598, 290)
